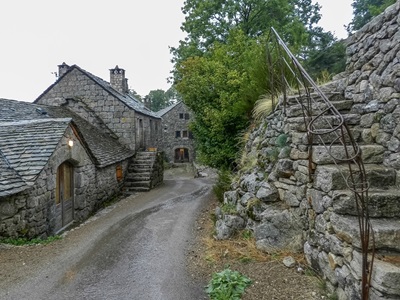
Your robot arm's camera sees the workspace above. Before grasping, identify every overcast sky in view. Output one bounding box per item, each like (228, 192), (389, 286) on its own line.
(0, 0), (353, 103)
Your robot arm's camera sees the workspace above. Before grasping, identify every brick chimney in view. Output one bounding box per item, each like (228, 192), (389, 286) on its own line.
(110, 65), (129, 94)
(58, 62), (70, 77)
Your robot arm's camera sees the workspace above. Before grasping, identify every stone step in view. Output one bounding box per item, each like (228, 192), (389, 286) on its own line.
(286, 100), (354, 118)
(125, 181), (151, 188)
(133, 159), (155, 164)
(330, 213), (400, 252)
(129, 164), (153, 170)
(285, 92), (345, 105)
(313, 164), (396, 193)
(126, 174), (151, 181)
(332, 189), (400, 218)
(124, 186), (150, 193)
(349, 250), (400, 298)
(286, 113), (361, 133)
(291, 127), (363, 147)
(311, 145), (385, 165)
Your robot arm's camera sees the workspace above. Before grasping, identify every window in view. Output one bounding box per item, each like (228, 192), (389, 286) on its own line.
(175, 131), (181, 138)
(189, 131), (194, 139)
(179, 113), (184, 119)
(182, 130), (188, 138)
(185, 113), (190, 120)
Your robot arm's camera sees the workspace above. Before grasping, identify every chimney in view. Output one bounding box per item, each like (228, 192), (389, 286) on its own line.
(58, 62), (70, 77)
(110, 65), (129, 94)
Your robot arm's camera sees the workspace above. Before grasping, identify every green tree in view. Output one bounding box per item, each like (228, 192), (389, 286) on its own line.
(172, 0), (339, 169)
(145, 87), (180, 112)
(175, 30), (268, 168)
(172, 0), (321, 65)
(347, 0), (396, 32)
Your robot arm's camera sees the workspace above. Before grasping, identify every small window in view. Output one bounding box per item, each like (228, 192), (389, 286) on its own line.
(116, 165), (123, 182)
(175, 131), (181, 138)
(185, 113), (190, 120)
(189, 131), (194, 139)
(182, 130), (188, 138)
(179, 113), (184, 119)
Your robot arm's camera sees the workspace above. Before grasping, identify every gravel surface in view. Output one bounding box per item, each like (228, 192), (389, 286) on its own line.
(186, 194), (327, 300)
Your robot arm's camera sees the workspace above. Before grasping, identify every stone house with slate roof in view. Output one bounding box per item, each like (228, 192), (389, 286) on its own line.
(35, 63), (161, 152)
(0, 99), (134, 238)
(156, 101), (195, 163)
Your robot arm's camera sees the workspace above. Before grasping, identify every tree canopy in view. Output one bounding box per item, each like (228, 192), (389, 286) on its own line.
(347, 0), (396, 32)
(172, 0), (346, 169)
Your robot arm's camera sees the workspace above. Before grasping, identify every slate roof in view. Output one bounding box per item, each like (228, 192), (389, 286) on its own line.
(0, 98), (136, 197)
(0, 118), (71, 197)
(35, 64), (160, 119)
(155, 101), (181, 117)
(0, 151), (28, 197)
(0, 99), (134, 168)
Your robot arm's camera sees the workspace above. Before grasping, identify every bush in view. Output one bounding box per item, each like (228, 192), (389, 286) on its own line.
(213, 169), (232, 203)
(206, 268), (252, 300)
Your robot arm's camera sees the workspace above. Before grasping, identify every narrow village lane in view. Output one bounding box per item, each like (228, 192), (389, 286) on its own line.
(0, 167), (213, 300)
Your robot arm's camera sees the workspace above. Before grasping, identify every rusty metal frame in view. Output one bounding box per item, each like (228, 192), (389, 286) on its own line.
(267, 27), (374, 299)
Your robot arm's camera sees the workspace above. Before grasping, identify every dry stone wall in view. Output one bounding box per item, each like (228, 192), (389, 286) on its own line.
(216, 2), (400, 299)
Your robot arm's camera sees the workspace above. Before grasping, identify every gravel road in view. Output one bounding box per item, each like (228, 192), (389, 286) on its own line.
(0, 166), (213, 300)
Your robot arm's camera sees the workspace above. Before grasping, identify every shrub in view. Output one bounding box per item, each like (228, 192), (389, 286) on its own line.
(213, 169), (232, 203)
(206, 268), (252, 300)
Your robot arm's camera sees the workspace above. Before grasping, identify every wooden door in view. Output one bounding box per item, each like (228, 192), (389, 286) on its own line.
(55, 162), (74, 231)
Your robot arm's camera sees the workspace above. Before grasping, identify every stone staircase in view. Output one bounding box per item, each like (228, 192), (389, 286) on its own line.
(286, 91), (400, 298)
(124, 151), (163, 193)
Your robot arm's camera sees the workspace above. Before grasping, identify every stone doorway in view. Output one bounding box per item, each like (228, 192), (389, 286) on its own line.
(174, 148), (189, 163)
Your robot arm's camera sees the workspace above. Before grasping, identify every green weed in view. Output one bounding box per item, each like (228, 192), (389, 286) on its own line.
(206, 268), (252, 300)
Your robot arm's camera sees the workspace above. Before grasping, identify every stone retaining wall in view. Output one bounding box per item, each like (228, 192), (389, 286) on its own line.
(216, 2), (400, 299)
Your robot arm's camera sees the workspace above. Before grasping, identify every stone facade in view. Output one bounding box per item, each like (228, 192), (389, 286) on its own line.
(157, 101), (195, 163)
(0, 117), (130, 238)
(35, 64), (161, 151)
(0, 99), (134, 238)
(215, 2), (400, 299)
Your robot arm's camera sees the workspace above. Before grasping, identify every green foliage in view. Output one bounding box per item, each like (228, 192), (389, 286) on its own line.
(145, 87), (181, 112)
(213, 169), (232, 203)
(172, 0), (328, 169)
(241, 229), (253, 240)
(304, 39), (346, 79)
(0, 235), (62, 246)
(347, 0), (396, 32)
(221, 203), (237, 215)
(206, 268), (252, 300)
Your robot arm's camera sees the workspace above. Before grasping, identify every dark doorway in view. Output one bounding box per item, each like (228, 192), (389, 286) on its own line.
(174, 148), (189, 163)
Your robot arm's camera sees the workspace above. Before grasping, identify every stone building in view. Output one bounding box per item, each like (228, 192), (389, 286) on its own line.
(35, 63), (161, 151)
(156, 101), (195, 163)
(0, 99), (134, 238)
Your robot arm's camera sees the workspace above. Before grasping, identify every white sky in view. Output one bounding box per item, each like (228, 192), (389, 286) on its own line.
(0, 0), (353, 103)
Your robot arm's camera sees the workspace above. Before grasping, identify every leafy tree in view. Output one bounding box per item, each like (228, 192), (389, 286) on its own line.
(129, 89), (142, 101)
(144, 87), (181, 112)
(175, 30), (268, 168)
(172, 0), (341, 169)
(347, 0), (396, 32)
(172, 0), (322, 66)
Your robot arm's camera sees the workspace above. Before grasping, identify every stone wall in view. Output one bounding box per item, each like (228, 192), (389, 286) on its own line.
(160, 102), (195, 163)
(215, 2), (400, 299)
(0, 127), (129, 238)
(36, 68), (161, 151)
